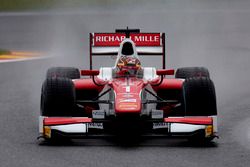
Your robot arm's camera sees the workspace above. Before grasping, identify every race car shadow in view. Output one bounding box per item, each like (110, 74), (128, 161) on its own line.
(38, 136), (218, 148)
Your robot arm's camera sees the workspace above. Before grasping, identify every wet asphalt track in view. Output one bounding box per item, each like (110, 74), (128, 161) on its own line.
(1, 1), (250, 167)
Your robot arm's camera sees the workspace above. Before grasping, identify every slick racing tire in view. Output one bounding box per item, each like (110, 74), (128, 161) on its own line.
(41, 77), (76, 116)
(182, 77), (217, 116)
(46, 67), (80, 79)
(175, 67), (210, 79)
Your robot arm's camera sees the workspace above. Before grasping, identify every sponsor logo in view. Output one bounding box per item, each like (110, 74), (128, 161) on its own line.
(122, 94), (133, 98)
(118, 103), (138, 109)
(153, 122), (169, 129)
(92, 110), (105, 119)
(125, 86), (130, 93)
(119, 99), (137, 103)
(93, 33), (161, 46)
(151, 109), (164, 119)
(88, 123), (103, 129)
(95, 33), (125, 44)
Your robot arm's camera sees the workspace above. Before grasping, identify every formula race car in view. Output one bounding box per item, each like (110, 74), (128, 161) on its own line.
(39, 28), (218, 143)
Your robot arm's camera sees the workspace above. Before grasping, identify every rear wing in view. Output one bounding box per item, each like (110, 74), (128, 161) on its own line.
(89, 29), (166, 69)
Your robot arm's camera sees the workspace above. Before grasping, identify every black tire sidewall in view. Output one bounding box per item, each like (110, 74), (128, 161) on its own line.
(183, 77), (217, 116)
(41, 77), (76, 116)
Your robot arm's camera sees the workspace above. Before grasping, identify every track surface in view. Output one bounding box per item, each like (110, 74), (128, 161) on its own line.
(1, 1), (250, 167)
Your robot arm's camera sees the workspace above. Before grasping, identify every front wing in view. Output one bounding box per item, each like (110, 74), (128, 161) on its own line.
(39, 116), (218, 139)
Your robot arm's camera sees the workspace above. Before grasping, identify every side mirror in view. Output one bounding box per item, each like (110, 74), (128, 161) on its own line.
(156, 69), (175, 75)
(81, 70), (99, 76)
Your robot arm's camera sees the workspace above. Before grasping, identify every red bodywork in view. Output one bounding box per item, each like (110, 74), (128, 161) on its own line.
(74, 78), (104, 92)
(73, 76), (183, 115)
(111, 77), (144, 114)
(44, 117), (92, 126)
(152, 78), (183, 92)
(164, 117), (212, 125)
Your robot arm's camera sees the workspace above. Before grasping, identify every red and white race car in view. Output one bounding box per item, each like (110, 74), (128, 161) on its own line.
(39, 29), (218, 143)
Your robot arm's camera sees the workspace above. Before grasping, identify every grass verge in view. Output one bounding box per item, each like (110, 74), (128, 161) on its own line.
(0, 0), (126, 11)
(0, 49), (11, 55)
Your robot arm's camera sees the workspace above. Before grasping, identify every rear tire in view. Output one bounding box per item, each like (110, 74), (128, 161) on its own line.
(182, 77), (217, 116)
(46, 67), (80, 79)
(41, 77), (76, 116)
(175, 67), (210, 79)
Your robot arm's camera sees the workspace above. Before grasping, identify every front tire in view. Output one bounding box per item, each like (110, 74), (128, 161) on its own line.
(41, 77), (76, 116)
(182, 77), (217, 116)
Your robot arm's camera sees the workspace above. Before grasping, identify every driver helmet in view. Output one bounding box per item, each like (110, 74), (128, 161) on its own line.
(117, 55), (141, 75)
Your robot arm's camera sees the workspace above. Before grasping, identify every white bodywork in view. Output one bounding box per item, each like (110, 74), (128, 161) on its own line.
(51, 124), (87, 133)
(97, 67), (159, 81)
(98, 67), (113, 81)
(92, 46), (162, 55)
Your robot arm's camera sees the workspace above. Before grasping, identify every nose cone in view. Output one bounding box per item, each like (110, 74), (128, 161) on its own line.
(112, 78), (144, 115)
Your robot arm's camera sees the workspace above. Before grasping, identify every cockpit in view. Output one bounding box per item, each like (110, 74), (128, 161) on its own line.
(97, 38), (159, 82)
